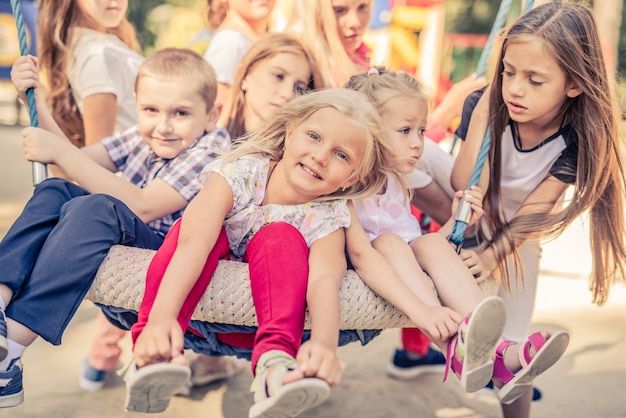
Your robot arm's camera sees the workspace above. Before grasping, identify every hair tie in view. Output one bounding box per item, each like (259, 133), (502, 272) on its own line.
(367, 67), (379, 76)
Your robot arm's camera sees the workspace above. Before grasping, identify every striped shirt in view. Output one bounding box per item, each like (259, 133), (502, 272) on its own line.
(102, 125), (231, 236)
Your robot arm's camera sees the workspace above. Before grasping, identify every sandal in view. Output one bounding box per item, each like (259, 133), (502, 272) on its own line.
(121, 359), (191, 413)
(492, 330), (569, 404)
(444, 296), (507, 393)
(249, 350), (331, 418)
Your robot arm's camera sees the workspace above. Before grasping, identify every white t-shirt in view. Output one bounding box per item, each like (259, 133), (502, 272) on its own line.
(203, 29), (252, 85)
(498, 125), (567, 221)
(202, 155), (351, 258)
(456, 89), (576, 223)
(353, 175), (422, 243)
(67, 27), (143, 133)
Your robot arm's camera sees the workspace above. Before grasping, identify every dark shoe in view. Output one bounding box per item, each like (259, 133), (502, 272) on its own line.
(0, 358), (23, 408)
(387, 347), (446, 379)
(79, 358), (107, 392)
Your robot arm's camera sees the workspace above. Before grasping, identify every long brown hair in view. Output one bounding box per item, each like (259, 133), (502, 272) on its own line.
(486, 1), (626, 304)
(37, 0), (138, 146)
(223, 32), (323, 140)
(282, 0), (362, 87)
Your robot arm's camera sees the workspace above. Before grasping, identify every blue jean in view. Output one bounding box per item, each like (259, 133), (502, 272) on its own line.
(0, 178), (164, 345)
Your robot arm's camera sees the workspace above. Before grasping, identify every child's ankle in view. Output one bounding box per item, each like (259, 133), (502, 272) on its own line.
(0, 339), (25, 372)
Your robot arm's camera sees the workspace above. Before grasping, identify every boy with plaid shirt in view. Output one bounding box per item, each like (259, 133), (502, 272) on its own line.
(0, 48), (230, 407)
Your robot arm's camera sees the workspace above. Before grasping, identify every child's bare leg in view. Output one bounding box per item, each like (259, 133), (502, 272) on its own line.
(372, 233), (440, 306)
(410, 233), (483, 315)
(491, 330), (569, 404)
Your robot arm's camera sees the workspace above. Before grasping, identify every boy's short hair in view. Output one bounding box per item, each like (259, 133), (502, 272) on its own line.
(135, 48), (217, 110)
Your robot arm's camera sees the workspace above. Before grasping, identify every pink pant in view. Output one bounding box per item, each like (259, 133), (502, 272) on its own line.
(401, 328), (431, 356)
(131, 221), (310, 372)
(87, 311), (126, 370)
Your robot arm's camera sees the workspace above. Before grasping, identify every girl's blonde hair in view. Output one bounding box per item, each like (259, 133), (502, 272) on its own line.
(344, 66), (430, 200)
(486, 1), (626, 304)
(282, 0), (361, 87)
(344, 66), (430, 117)
(136, 48), (217, 111)
(37, 0), (139, 147)
(222, 88), (399, 201)
(224, 32), (324, 140)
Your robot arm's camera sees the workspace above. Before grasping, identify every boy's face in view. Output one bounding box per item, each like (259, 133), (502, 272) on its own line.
(136, 76), (218, 159)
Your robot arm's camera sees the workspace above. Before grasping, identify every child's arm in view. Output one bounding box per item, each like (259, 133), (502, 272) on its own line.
(20, 127), (189, 223)
(478, 175), (568, 275)
(345, 202), (462, 341)
(11, 55), (76, 139)
(81, 94), (117, 146)
(450, 86), (491, 193)
(12, 54), (117, 145)
(133, 173), (233, 367)
(436, 185), (484, 238)
(295, 229), (345, 386)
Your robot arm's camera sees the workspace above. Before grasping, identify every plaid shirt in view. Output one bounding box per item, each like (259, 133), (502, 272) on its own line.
(102, 125), (231, 236)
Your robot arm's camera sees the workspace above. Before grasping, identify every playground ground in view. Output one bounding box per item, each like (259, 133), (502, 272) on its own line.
(0, 122), (625, 417)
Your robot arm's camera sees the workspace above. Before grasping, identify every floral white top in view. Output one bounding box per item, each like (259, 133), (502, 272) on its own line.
(202, 155), (351, 258)
(353, 175), (422, 243)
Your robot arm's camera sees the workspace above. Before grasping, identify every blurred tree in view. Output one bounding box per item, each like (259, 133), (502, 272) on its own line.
(593, 0), (623, 80)
(615, 1), (626, 77)
(128, 0), (203, 52)
(445, 0), (520, 34)
(128, 0), (166, 50)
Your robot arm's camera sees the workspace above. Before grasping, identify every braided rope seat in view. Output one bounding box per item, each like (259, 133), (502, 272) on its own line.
(86, 245), (498, 330)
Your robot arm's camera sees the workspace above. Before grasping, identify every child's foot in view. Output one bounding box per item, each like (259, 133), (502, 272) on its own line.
(0, 358), (23, 408)
(249, 350), (330, 418)
(445, 296), (507, 392)
(386, 347), (446, 379)
(492, 330), (569, 404)
(79, 358), (114, 392)
(189, 353), (247, 386)
(123, 356), (190, 413)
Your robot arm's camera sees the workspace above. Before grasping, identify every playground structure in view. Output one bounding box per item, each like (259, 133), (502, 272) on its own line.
(0, 0), (36, 125)
(366, 0), (488, 108)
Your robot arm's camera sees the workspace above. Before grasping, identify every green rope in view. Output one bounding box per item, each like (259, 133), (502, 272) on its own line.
(448, 0), (534, 251)
(10, 0), (48, 185)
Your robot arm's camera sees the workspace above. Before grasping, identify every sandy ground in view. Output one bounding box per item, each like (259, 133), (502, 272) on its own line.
(0, 123), (625, 417)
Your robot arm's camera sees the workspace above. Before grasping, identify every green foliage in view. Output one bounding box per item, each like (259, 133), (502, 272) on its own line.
(445, 0), (521, 35)
(127, 0), (167, 50)
(127, 0), (204, 51)
(618, 4), (626, 76)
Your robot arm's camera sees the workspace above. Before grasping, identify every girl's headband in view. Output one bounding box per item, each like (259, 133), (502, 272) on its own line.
(367, 67), (380, 76)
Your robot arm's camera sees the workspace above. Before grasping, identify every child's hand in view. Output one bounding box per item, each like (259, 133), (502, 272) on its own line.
(21, 126), (68, 163)
(295, 340), (343, 386)
(10, 55), (39, 103)
(451, 185), (484, 226)
(458, 248), (487, 282)
(413, 305), (462, 343)
(133, 318), (184, 368)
